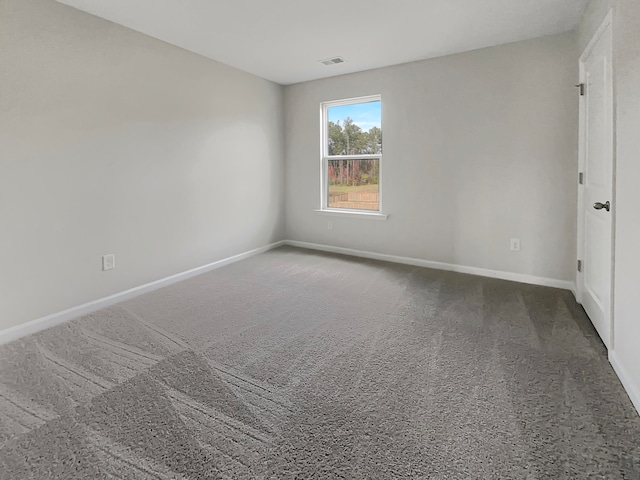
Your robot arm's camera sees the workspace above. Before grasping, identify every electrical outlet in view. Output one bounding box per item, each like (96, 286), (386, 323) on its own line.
(510, 238), (521, 252)
(102, 254), (115, 271)
(327, 221), (333, 231)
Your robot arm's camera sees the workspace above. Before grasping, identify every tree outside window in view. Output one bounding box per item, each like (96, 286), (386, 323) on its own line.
(322, 96), (382, 212)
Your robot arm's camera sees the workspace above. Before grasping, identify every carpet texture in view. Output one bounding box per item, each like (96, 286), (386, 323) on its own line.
(1, 246), (639, 479)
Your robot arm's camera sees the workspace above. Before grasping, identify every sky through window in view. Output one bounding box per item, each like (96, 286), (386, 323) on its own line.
(328, 101), (381, 131)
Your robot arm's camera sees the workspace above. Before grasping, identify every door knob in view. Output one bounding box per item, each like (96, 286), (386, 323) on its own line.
(593, 201), (610, 212)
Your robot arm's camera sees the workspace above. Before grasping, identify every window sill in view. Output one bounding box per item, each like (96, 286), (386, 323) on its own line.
(314, 209), (389, 221)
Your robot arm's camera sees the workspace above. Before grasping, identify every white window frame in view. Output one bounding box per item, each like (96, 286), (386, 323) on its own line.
(318, 95), (386, 219)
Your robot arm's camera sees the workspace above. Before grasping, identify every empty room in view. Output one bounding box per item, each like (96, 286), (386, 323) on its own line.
(1, 0), (639, 478)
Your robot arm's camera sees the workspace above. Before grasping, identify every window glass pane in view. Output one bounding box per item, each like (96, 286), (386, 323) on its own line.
(327, 101), (381, 155)
(328, 159), (379, 211)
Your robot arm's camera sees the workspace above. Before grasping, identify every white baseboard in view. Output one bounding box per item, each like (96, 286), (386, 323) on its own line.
(0, 239), (577, 345)
(285, 240), (576, 291)
(0, 241), (285, 345)
(609, 351), (640, 416)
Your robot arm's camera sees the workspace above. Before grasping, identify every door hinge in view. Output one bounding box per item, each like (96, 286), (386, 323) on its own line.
(575, 83), (585, 96)
(579, 172), (584, 185)
(577, 259), (583, 272)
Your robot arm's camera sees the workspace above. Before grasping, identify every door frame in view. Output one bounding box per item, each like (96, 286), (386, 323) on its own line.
(576, 9), (616, 348)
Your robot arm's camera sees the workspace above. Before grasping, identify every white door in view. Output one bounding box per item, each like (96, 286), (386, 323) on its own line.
(577, 13), (614, 349)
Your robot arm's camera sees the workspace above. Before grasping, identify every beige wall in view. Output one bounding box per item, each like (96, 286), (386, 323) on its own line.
(284, 33), (578, 282)
(0, 0), (285, 330)
(579, 0), (640, 412)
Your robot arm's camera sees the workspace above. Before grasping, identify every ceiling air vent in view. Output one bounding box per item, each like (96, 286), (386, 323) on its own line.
(320, 57), (346, 66)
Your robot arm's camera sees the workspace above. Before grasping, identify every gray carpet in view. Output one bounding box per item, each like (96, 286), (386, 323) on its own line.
(1, 246), (639, 479)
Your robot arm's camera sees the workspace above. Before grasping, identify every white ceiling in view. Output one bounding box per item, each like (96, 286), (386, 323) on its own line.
(56, 0), (589, 85)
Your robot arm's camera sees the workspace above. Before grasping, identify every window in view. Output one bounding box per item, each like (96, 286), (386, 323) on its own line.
(321, 95), (382, 212)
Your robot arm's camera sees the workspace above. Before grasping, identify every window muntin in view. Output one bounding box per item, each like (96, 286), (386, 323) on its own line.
(322, 96), (382, 212)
